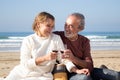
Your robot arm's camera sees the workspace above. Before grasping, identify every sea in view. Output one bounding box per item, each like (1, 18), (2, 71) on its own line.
(0, 32), (120, 52)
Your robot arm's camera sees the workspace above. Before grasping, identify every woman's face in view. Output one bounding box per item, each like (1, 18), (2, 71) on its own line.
(38, 19), (54, 37)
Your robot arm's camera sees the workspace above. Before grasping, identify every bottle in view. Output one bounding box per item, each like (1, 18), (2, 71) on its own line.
(52, 64), (68, 80)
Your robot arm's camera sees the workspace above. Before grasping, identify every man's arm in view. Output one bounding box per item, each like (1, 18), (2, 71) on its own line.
(71, 67), (90, 76)
(63, 49), (93, 72)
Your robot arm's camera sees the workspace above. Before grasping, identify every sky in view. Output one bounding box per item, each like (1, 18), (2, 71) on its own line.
(0, 0), (120, 32)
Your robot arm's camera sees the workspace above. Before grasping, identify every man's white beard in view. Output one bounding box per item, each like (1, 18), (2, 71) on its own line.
(65, 31), (76, 38)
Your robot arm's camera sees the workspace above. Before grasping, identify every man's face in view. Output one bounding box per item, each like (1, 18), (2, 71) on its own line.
(64, 16), (80, 38)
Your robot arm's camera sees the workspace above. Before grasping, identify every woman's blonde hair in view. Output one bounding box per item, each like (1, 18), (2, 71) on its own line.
(32, 12), (55, 32)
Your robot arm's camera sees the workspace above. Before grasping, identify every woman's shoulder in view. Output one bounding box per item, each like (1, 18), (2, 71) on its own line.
(52, 33), (61, 38)
(51, 33), (64, 42)
(23, 34), (36, 42)
(24, 33), (35, 39)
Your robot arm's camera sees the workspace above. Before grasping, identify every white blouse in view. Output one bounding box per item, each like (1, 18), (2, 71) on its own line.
(4, 33), (75, 80)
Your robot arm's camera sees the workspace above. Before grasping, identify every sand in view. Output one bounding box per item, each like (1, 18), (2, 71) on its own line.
(0, 50), (120, 78)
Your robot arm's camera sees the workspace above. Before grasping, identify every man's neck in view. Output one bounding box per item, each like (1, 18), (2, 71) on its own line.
(68, 35), (78, 41)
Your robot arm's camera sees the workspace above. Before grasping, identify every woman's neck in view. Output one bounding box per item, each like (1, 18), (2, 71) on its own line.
(36, 32), (48, 38)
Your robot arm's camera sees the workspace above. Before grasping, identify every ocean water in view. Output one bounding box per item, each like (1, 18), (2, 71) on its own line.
(81, 32), (120, 50)
(0, 32), (33, 52)
(0, 32), (120, 52)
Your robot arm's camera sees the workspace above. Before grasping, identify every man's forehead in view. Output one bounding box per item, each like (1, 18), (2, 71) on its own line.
(66, 16), (80, 24)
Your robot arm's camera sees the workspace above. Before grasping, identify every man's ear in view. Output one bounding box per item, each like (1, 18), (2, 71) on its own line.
(77, 25), (84, 32)
(78, 25), (81, 29)
(78, 25), (84, 30)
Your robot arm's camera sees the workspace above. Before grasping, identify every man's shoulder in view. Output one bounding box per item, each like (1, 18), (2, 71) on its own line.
(53, 31), (64, 35)
(53, 31), (65, 38)
(78, 34), (89, 41)
(52, 33), (60, 37)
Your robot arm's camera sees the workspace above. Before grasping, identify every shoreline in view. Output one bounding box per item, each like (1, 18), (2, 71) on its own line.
(0, 50), (120, 77)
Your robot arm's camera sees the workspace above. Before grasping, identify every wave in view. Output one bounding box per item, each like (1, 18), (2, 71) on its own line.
(0, 39), (22, 43)
(90, 39), (120, 42)
(0, 44), (20, 47)
(85, 35), (120, 39)
(8, 36), (24, 40)
(0, 36), (24, 40)
(86, 35), (107, 39)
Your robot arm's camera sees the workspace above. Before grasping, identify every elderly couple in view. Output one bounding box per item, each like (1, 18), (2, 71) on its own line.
(4, 12), (120, 80)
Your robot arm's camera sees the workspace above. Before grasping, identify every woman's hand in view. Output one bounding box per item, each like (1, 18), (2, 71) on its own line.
(35, 52), (57, 65)
(45, 52), (58, 61)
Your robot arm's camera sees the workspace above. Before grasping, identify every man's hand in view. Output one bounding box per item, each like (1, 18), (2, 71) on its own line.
(71, 67), (90, 76)
(62, 49), (75, 61)
(76, 68), (90, 76)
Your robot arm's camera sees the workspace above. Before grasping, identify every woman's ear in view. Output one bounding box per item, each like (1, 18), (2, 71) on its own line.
(36, 22), (40, 28)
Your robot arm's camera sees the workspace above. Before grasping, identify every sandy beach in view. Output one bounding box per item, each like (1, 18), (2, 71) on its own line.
(0, 50), (120, 78)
